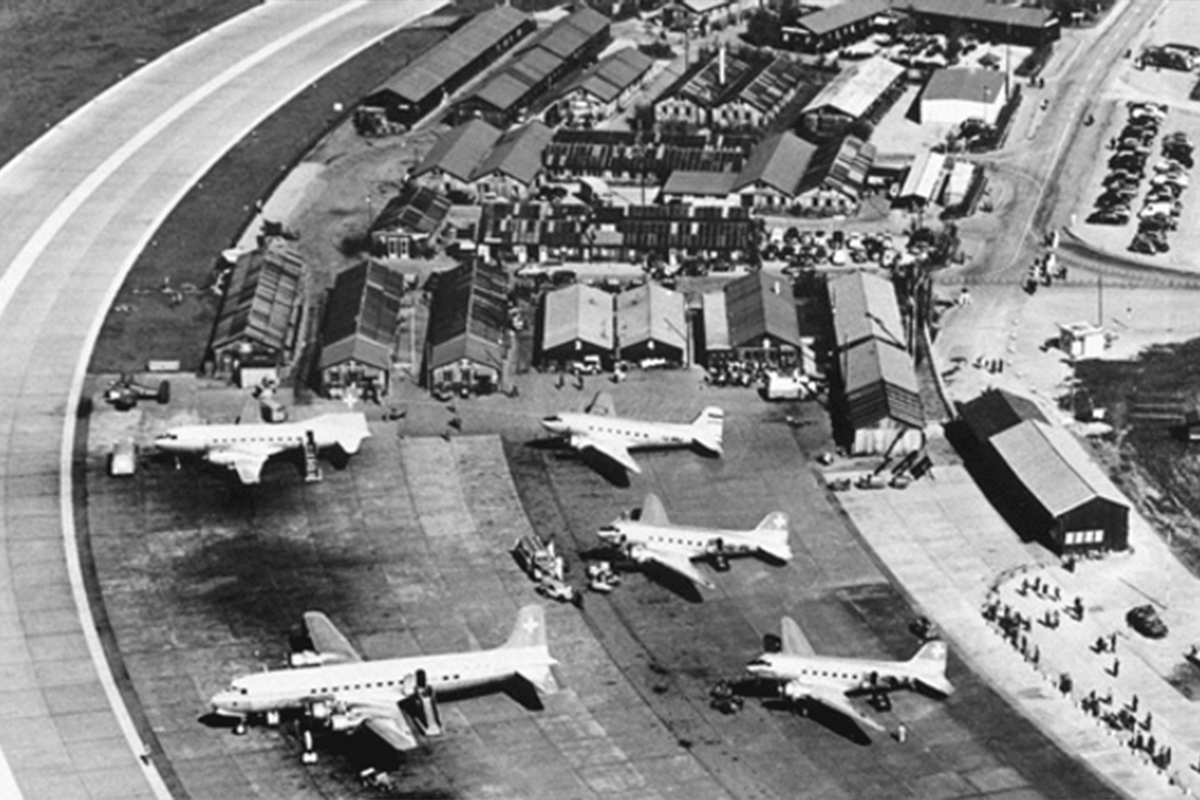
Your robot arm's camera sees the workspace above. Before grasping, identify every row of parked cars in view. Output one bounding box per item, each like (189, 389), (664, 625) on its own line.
(1089, 102), (1167, 227)
(764, 228), (908, 272)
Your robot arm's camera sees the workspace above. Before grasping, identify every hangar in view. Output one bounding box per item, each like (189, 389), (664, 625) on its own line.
(319, 261), (406, 400)
(369, 183), (452, 259)
(828, 270), (923, 454)
(617, 282), (687, 365)
(539, 283), (614, 368)
(359, 7), (535, 128)
(702, 271), (808, 369)
(424, 261), (509, 393)
(958, 389), (1129, 554)
(785, 0), (890, 54)
(210, 236), (304, 375)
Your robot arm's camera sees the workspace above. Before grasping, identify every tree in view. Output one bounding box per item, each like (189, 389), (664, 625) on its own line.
(745, 9), (781, 48)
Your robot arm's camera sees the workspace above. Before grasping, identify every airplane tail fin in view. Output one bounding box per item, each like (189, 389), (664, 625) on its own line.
(502, 605), (559, 695)
(322, 412), (371, 455)
(690, 407), (724, 455)
(908, 639), (954, 696)
(753, 512), (792, 561)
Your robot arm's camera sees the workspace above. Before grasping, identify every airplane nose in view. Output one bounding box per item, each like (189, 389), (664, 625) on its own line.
(541, 416), (565, 433)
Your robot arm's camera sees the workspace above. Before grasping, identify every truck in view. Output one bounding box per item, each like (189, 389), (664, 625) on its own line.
(512, 535), (565, 582)
(763, 371), (816, 401)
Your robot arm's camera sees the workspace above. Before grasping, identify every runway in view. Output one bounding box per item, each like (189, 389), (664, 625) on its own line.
(0, 2), (441, 796)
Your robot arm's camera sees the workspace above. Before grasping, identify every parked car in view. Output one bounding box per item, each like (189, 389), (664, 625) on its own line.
(1090, 209), (1131, 225)
(1127, 604), (1168, 638)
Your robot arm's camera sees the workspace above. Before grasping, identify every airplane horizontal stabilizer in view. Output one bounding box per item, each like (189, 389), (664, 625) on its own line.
(516, 665), (559, 696)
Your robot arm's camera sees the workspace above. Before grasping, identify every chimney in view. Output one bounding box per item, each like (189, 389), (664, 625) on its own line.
(719, 43), (727, 86)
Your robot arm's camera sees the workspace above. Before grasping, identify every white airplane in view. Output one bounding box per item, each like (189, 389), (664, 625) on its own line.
(541, 392), (723, 474)
(746, 616), (953, 734)
(209, 605), (557, 760)
(154, 412), (370, 484)
(597, 493), (792, 589)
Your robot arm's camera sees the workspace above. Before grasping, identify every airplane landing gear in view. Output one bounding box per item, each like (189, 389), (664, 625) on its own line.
(301, 728), (317, 764)
(265, 710), (280, 727)
(234, 720), (248, 736)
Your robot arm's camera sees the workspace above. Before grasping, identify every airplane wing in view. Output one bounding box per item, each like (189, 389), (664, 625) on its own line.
(585, 391), (616, 417)
(785, 680), (885, 733)
(576, 434), (642, 474)
(641, 548), (714, 589)
(303, 611), (363, 664)
(363, 713), (420, 752)
(208, 443), (280, 485)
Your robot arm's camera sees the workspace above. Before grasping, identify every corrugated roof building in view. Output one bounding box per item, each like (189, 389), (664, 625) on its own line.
(319, 262), (406, 399)
(552, 47), (655, 124)
(369, 183), (453, 259)
(829, 270), (923, 454)
(540, 283), (614, 365)
(616, 282), (687, 365)
(956, 390), (1129, 553)
(424, 261), (509, 393)
(211, 238), (305, 371)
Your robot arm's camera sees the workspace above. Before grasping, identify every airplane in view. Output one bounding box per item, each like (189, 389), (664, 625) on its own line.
(745, 616), (953, 735)
(209, 605), (557, 762)
(102, 373), (170, 411)
(154, 412), (370, 484)
(540, 392), (723, 474)
(597, 493), (792, 589)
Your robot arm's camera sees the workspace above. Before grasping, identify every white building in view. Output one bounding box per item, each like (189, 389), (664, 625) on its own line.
(921, 68), (1008, 126)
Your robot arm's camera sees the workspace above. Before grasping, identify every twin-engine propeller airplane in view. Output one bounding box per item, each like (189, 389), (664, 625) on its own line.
(209, 605), (557, 762)
(598, 493), (792, 589)
(155, 412), (370, 484)
(746, 616), (953, 735)
(541, 392), (723, 474)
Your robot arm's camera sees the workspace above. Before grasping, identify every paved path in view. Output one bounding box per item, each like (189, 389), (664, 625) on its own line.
(835, 463), (1200, 799)
(0, 2), (441, 797)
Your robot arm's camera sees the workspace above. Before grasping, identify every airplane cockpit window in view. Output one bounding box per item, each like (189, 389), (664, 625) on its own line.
(542, 415), (562, 423)
(158, 433), (178, 441)
(746, 658), (770, 668)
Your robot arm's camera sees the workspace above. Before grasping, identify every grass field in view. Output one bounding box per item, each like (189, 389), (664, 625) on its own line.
(0, 0), (256, 170)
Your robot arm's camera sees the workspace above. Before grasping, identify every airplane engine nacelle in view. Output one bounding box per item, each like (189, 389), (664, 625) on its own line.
(309, 701), (333, 720)
(625, 543), (650, 563)
(782, 681), (806, 701)
(327, 713), (358, 733)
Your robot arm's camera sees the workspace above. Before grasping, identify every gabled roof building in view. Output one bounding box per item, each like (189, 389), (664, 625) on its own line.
(412, 119), (552, 201)
(616, 282), (687, 365)
(786, 0), (891, 53)
(957, 389), (1128, 554)
(800, 56), (906, 138)
(828, 270), (923, 454)
(424, 261), (509, 392)
(211, 237), (305, 371)
(319, 262), (406, 398)
(655, 49), (810, 130)
(540, 283), (614, 365)
(703, 272), (808, 367)
(369, 183), (453, 259)
(551, 47), (655, 124)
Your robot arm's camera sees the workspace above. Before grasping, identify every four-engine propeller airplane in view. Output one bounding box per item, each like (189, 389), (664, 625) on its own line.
(541, 392), (723, 474)
(597, 493), (792, 589)
(209, 605), (557, 761)
(155, 412), (370, 484)
(746, 616), (953, 735)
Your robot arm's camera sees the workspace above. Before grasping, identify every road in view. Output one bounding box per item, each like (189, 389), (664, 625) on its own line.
(0, 2), (441, 797)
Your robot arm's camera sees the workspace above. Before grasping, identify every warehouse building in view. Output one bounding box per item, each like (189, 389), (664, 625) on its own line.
(455, 8), (611, 128)
(616, 282), (687, 365)
(828, 270), (923, 454)
(550, 47), (655, 126)
(423, 261), (509, 393)
(412, 119), (553, 201)
(318, 262), (405, 400)
(542, 129), (751, 184)
(784, 0), (890, 53)
(920, 68), (1008, 126)
(359, 7), (535, 128)
(957, 389), (1129, 554)
(211, 237), (304, 375)
(903, 0), (1059, 48)
(800, 56), (906, 139)
(539, 283), (614, 368)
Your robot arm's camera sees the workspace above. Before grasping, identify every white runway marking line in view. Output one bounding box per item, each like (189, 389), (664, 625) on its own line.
(0, 0), (368, 321)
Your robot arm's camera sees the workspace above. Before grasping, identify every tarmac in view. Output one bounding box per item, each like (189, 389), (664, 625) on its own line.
(0, 2), (442, 797)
